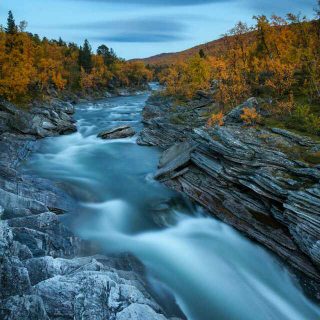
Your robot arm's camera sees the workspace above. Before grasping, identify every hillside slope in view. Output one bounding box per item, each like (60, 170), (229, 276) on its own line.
(132, 36), (250, 65)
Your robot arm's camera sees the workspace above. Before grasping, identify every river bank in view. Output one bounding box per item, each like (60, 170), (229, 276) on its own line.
(0, 89), (183, 320)
(137, 91), (320, 299)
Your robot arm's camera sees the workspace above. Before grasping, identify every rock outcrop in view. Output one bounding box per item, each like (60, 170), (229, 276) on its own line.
(98, 124), (136, 139)
(0, 99), (181, 320)
(0, 99), (77, 138)
(138, 93), (320, 289)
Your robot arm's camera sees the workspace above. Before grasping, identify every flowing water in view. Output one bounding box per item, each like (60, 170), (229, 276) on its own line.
(22, 84), (320, 320)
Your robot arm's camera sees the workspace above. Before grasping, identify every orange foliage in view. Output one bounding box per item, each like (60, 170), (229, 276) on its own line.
(275, 92), (295, 115)
(207, 111), (224, 127)
(164, 56), (211, 99)
(158, 7), (320, 118)
(240, 108), (262, 125)
(0, 32), (36, 101)
(0, 12), (152, 102)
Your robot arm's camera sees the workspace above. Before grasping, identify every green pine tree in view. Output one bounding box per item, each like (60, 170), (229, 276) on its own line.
(5, 11), (16, 35)
(199, 49), (205, 59)
(78, 39), (92, 73)
(97, 44), (117, 66)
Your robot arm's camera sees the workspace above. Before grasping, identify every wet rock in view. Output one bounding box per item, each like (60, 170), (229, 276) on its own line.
(154, 141), (197, 181)
(33, 270), (166, 319)
(0, 295), (49, 320)
(0, 221), (35, 301)
(0, 188), (48, 215)
(50, 99), (75, 115)
(23, 255), (114, 286)
(116, 303), (167, 320)
(6, 208), (33, 219)
(0, 255), (32, 299)
(11, 220), (83, 259)
(98, 124), (136, 139)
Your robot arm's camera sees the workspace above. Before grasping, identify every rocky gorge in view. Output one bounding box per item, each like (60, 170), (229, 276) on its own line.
(0, 94), (182, 320)
(1, 85), (320, 320)
(137, 92), (320, 296)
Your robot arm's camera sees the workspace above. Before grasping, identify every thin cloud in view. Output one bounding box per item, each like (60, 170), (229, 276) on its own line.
(93, 33), (185, 42)
(65, 18), (185, 33)
(52, 17), (189, 43)
(66, 0), (232, 6)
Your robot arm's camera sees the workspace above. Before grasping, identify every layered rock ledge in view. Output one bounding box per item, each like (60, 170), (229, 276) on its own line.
(0, 98), (182, 320)
(138, 93), (320, 289)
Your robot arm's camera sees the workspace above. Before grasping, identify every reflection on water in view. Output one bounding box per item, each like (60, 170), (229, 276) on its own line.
(22, 84), (320, 320)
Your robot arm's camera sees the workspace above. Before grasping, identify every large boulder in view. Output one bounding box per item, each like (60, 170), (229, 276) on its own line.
(98, 125), (136, 139)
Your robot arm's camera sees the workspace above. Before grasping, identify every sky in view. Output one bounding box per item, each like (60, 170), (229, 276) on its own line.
(0, 0), (317, 60)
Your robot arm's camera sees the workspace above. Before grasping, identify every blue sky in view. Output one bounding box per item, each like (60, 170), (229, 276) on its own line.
(0, 0), (316, 60)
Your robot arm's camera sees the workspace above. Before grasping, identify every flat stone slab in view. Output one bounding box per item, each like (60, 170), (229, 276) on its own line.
(97, 125), (136, 139)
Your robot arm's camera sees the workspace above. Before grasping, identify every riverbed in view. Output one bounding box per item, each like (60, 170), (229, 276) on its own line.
(22, 84), (320, 320)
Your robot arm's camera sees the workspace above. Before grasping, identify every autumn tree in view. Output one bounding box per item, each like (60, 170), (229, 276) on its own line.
(286, 13), (320, 101)
(0, 31), (36, 101)
(164, 56), (211, 99)
(314, 0), (320, 38)
(251, 15), (297, 99)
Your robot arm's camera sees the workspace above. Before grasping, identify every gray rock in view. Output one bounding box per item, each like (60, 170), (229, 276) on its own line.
(271, 128), (318, 147)
(0, 256), (32, 299)
(224, 97), (265, 125)
(0, 188), (48, 215)
(116, 303), (167, 320)
(0, 295), (49, 320)
(0, 98), (77, 138)
(155, 141), (197, 181)
(51, 99), (75, 115)
(6, 208), (33, 219)
(33, 270), (167, 319)
(98, 125), (136, 139)
(23, 256), (109, 286)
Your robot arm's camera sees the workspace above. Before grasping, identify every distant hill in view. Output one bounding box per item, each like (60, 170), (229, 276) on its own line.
(131, 31), (257, 66)
(131, 37), (235, 65)
(130, 52), (174, 64)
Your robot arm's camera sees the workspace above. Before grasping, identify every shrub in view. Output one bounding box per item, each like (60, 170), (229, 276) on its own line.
(207, 111), (224, 127)
(302, 151), (320, 164)
(287, 104), (320, 135)
(241, 107), (262, 125)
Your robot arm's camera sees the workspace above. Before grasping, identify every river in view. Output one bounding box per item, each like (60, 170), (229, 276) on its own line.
(22, 84), (320, 320)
